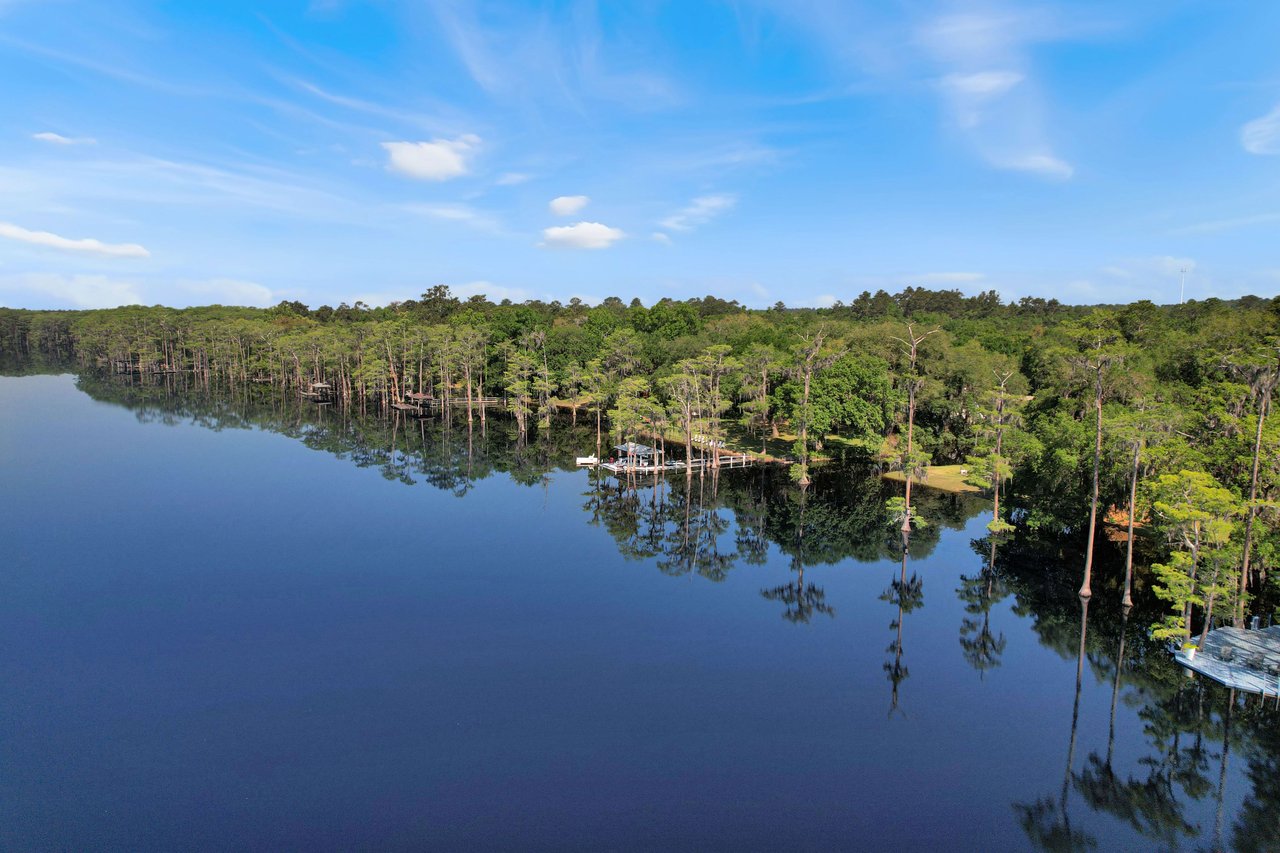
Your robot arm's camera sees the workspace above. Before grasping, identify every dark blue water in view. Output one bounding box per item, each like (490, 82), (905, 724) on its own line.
(1, 374), (1274, 851)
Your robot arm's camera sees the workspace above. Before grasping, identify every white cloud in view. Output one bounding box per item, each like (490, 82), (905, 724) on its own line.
(549, 195), (589, 216)
(0, 272), (142, 308)
(940, 70), (1023, 97)
(382, 135), (480, 181)
(540, 221), (624, 250)
(32, 131), (96, 145)
(178, 278), (275, 307)
(495, 171), (531, 185)
(651, 231), (672, 245)
(813, 294), (839, 308)
(0, 221), (150, 258)
(659, 194), (737, 231)
(914, 271), (986, 283)
(1241, 103), (1280, 155)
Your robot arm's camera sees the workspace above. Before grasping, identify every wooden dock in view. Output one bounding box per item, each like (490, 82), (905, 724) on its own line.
(391, 394), (504, 415)
(599, 453), (755, 475)
(1175, 625), (1280, 697)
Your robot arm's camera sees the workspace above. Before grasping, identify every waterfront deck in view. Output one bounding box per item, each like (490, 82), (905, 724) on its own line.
(391, 395), (503, 415)
(1175, 625), (1280, 697)
(599, 453), (755, 474)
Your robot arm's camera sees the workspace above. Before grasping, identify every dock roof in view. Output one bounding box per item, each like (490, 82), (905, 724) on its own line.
(614, 442), (656, 456)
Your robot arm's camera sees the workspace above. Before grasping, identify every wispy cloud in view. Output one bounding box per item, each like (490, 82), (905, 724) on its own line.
(549, 195), (589, 216)
(1241, 103), (1280, 155)
(1173, 212), (1280, 235)
(403, 202), (501, 232)
(289, 78), (453, 133)
(1104, 255), (1195, 277)
(495, 171), (531, 185)
(451, 280), (533, 302)
(0, 272), (143, 308)
(32, 131), (97, 145)
(178, 277), (276, 307)
(540, 221), (623, 249)
(423, 0), (679, 110)
(653, 141), (779, 176)
(1001, 153), (1073, 180)
(913, 271), (986, 284)
(383, 135), (480, 181)
(748, 3), (1080, 180)
(0, 221), (150, 258)
(659, 194), (737, 232)
(941, 71), (1023, 97)
(918, 8), (1077, 180)
(651, 231), (672, 246)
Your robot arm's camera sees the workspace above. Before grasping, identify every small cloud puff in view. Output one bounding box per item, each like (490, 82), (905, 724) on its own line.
(549, 195), (589, 216)
(0, 221), (149, 258)
(382, 135), (480, 181)
(541, 222), (624, 250)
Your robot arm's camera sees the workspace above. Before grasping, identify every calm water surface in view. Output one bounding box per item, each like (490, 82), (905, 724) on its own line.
(2, 373), (1275, 851)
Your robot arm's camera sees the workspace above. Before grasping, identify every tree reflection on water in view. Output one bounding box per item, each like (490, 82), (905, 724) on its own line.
(61, 369), (1280, 850)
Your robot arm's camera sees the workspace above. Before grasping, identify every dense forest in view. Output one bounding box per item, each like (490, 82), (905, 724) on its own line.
(3, 284), (1279, 640)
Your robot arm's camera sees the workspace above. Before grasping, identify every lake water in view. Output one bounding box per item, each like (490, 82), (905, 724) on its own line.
(2, 373), (1276, 851)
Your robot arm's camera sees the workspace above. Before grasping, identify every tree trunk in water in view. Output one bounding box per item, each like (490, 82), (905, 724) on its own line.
(1184, 526), (1202, 641)
(465, 362), (474, 426)
(685, 416), (694, 475)
(1122, 440), (1140, 608)
(1199, 563), (1221, 649)
(799, 368), (812, 486)
(1079, 372), (1103, 599)
(902, 380), (916, 534)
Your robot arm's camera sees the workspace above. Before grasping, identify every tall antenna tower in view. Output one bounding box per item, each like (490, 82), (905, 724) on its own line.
(1179, 266), (1187, 305)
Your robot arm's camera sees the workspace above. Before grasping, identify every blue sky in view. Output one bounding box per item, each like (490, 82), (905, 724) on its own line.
(1, 0), (1278, 310)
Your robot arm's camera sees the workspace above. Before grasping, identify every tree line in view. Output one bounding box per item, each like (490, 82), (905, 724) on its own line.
(2, 285), (1279, 634)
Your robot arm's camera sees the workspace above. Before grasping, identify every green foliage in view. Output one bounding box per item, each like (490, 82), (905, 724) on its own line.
(4, 288), (1279, 616)
(886, 496), (928, 529)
